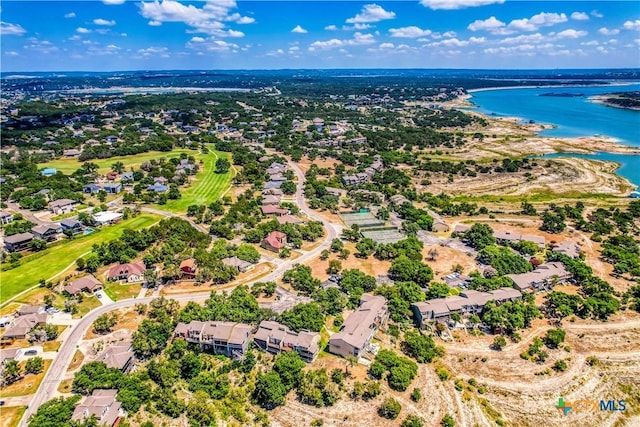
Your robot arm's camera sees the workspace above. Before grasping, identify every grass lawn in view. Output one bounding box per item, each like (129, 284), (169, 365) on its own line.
(68, 350), (84, 371)
(42, 340), (62, 352)
(0, 406), (26, 427)
(0, 303), (20, 316)
(0, 359), (52, 398)
(162, 149), (234, 213)
(103, 282), (142, 301)
(57, 378), (73, 393)
(0, 214), (162, 305)
(13, 288), (64, 308)
(74, 296), (102, 318)
(41, 148), (202, 175)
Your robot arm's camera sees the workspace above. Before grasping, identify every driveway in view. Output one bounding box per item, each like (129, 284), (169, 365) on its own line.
(94, 290), (114, 305)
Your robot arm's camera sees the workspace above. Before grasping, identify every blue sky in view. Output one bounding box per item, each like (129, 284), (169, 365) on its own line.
(1, 1), (639, 71)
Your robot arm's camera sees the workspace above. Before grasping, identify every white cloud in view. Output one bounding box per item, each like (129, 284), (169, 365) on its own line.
(93, 18), (116, 26)
(309, 32), (375, 51)
(5, 51), (19, 56)
(379, 42), (394, 49)
(23, 37), (58, 54)
(591, 10), (603, 18)
(346, 4), (395, 24)
(507, 12), (567, 32)
(581, 40), (599, 46)
(68, 35), (81, 41)
(499, 33), (545, 44)
(556, 29), (587, 39)
(266, 48), (284, 56)
(103, 0), (126, 4)
(139, 0), (250, 36)
(137, 46), (170, 58)
(64, 12), (76, 19)
(186, 37), (238, 53)
(420, 0), (504, 10)
(342, 23), (372, 31)
(148, 20), (162, 26)
(76, 27), (91, 34)
(467, 16), (506, 33)
(289, 46), (300, 52)
(1, 22), (26, 36)
(469, 36), (486, 43)
(325, 25), (337, 31)
(389, 26), (431, 38)
(570, 12), (589, 21)
(623, 20), (640, 31)
(598, 27), (619, 36)
(291, 25), (307, 34)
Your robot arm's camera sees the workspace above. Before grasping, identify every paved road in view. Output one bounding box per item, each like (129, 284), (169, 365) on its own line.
(18, 161), (339, 426)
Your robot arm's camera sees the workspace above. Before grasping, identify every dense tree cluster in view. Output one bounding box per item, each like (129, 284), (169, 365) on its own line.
(369, 349), (418, 391)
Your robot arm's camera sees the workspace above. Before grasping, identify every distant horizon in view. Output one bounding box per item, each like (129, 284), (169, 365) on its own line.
(2, 1), (639, 71)
(3, 67), (640, 75)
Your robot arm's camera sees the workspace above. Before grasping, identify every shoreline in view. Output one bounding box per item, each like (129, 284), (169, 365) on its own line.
(466, 81), (640, 93)
(588, 94), (640, 111)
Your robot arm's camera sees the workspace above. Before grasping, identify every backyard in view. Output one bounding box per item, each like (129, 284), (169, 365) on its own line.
(0, 214), (161, 304)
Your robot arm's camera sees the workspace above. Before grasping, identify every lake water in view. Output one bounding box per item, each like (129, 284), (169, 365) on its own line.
(469, 84), (640, 188)
(470, 84), (640, 145)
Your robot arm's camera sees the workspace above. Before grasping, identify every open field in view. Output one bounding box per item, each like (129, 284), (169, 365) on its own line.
(162, 149), (234, 212)
(103, 282), (142, 301)
(0, 406), (26, 427)
(41, 148), (202, 175)
(0, 214), (161, 305)
(0, 359), (52, 398)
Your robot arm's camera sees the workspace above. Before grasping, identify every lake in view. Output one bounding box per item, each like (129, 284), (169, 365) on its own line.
(470, 84), (640, 146)
(469, 84), (640, 188)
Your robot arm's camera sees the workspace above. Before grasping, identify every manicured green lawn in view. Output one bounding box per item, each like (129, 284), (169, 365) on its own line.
(162, 149), (234, 213)
(103, 282), (142, 301)
(0, 214), (161, 304)
(42, 148), (202, 175)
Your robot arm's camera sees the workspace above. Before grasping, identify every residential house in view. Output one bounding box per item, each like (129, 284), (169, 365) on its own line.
(412, 287), (522, 325)
(83, 184), (102, 194)
(174, 321), (252, 359)
(106, 172), (119, 181)
(60, 218), (83, 234)
(551, 241), (582, 258)
(0, 211), (13, 225)
(328, 294), (389, 359)
(48, 199), (78, 215)
(147, 183), (168, 193)
(264, 181), (283, 190)
(93, 211), (123, 226)
(104, 135), (118, 144)
(63, 149), (81, 157)
(0, 348), (22, 367)
(261, 195), (282, 206)
(261, 205), (288, 216)
(455, 225), (546, 249)
(71, 389), (123, 427)
(31, 224), (61, 242)
(108, 262), (146, 283)
(17, 305), (43, 316)
(98, 341), (134, 372)
(262, 188), (283, 196)
(221, 256), (254, 273)
(103, 183), (122, 194)
(3, 232), (34, 252)
(426, 209), (450, 233)
(254, 320), (321, 363)
(506, 262), (571, 292)
(64, 275), (103, 295)
(41, 168), (57, 177)
(341, 172), (373, 186)
(1, 312), (47, 342)
(268, 173), (287, 183)
(179, 259), (197, 277)
(261, 231), (287, 253)
(121, 171), (134, 182)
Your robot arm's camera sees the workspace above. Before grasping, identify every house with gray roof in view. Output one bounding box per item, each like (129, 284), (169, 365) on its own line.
(64, 275), (103, 295)
(72, 389), (123, 427)
(328, 294), (388, 359)
(506, 262), (571, 292)
(254, 320), (320, 363)
(4, 232), (33, 252)
(174, 321), (252, 360)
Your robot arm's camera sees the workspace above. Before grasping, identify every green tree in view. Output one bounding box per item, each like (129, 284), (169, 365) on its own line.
(111, 161), (125, 173)
(253, 372), (287, 409)
(326, 259), (342, 274)
(378, 397), (402, 419)
(492, 335), (507, 351)
(402, 331), (444, 363)
(215, 157), (231, 174)
(544, 328), (566, 349)
(402, 415), (425, 427)
(30, 239), (47, 252)
(93, 313), (117, 334)
(426, 282), (450, 300)
(1, 359), (22, 385)
(273, 351), (306, 390)
(27, 395), (82, 427)
(463, 223), (495, 250)
(179, 352), (202, 380)
(441, 414), (456, 427)
(25, 356), (44, 374)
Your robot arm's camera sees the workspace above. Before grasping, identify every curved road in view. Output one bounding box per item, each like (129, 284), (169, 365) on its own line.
(19, 161), (339, 426)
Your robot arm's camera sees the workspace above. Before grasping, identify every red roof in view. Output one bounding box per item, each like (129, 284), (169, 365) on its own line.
(180, 259), (197, 273)
(263, 231), (287, 249)
(108, 262), (146, 280)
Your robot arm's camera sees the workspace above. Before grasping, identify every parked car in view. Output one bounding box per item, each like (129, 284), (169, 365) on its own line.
(24, 349), (37, 356)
